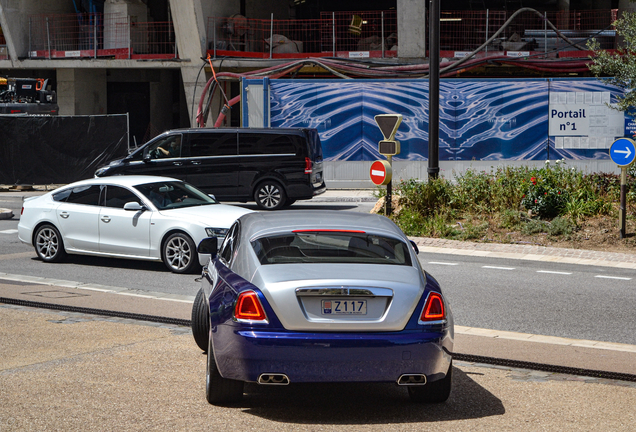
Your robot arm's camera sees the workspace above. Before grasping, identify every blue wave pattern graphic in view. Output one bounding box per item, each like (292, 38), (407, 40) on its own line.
(264, 78), (624, 162)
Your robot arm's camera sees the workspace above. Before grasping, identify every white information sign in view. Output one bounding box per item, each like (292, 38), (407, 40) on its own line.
(549, 91), (625, 149)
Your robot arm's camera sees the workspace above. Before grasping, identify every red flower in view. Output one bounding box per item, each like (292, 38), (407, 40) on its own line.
(544, 192), (547, 195)
(535, 199), (538, 203)
(522, 194), (526, 198)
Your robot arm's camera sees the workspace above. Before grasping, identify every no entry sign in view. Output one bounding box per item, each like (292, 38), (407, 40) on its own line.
(370, 160), (392, 186)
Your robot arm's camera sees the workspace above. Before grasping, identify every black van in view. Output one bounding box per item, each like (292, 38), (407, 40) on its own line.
(95, 128), (326, 210)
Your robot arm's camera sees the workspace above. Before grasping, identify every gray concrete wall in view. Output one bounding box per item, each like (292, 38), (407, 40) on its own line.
(324, 160), (624, 189)
(0, 0), (74, 61)
(397, 0), (426, 59)
(57, 68), (107, 115)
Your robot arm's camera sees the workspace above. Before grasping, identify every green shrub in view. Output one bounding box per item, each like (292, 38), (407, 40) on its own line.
(521, 219), (549, 235)
(386, 162), (619, 241)
(499, 209), (524, 230)
(457, 221), (488, 241)
(547, 217), (576, 237)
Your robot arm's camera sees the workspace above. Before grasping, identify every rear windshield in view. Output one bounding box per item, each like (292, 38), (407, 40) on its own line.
(305, 129), (323, 161)
(251, 232), (412, 266)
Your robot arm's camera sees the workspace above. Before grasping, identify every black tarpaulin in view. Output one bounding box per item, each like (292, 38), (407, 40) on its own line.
(0, 114), (128, 185)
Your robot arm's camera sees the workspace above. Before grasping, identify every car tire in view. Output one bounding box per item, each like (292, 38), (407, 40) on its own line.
(192, 288), (209, 352)
(34, 224), (67, 263)
(206, 338), (244, 405)
(254, 180), (287, 211)
(284, 198), (296, 207)
(162, 232), (199, 274)
(408, 361), (452, 403)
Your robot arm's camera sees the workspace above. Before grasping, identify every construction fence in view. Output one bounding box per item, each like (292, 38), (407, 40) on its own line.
(23, 9), (620, 61)
(207, 9), (619, 59)
(28, 13), (177, 60)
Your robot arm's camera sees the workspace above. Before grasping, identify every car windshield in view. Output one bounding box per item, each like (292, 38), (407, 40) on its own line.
(134, 181), (218, 210)
(251, 231), (412, 266)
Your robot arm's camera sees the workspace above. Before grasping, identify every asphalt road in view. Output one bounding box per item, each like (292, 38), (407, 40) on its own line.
(1, 196), (635, 345)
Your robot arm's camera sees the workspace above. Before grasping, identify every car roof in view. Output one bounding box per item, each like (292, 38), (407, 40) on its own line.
(61, 175), (180, 188)
(239, 210), (406, 240)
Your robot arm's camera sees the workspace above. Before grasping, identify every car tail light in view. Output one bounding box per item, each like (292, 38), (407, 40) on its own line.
(21, 207), (24, 216)
(234, 290), (268, 322)
(304, 157), (313, 174)
(419, 292), (445, 323)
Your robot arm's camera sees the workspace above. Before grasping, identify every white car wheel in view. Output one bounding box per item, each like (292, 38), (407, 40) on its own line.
(34, 224), (67, 263)
(163, 233), (198, 273)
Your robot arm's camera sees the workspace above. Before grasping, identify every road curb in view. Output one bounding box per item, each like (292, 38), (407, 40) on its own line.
(0, 208), (14, 220)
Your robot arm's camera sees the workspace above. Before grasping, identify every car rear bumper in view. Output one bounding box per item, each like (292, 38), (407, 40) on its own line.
(212, 326), (453, 383)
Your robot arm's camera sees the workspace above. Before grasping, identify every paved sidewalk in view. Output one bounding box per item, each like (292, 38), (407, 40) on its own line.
(1, 303), (635, 431)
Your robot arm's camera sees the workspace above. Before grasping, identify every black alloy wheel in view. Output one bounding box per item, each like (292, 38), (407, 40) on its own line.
(254, 180), (287, 211)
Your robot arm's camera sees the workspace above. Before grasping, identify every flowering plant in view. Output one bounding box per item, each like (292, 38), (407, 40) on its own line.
(521, 175), (568, 218)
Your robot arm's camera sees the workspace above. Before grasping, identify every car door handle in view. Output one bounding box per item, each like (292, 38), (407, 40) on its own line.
(191, 161), (201, 165)
(173, 161), (183, 166)
(101, 216), (111, 223)
(59, 212), (69, 219)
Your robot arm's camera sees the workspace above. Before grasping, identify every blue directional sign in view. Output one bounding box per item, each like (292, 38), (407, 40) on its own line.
(610, 138), (636, 167)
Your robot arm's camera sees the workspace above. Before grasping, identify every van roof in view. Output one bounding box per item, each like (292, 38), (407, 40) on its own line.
(162, 127), (315, 135)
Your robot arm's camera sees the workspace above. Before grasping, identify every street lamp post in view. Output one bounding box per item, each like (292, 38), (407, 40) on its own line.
(428, 0), (440, 180)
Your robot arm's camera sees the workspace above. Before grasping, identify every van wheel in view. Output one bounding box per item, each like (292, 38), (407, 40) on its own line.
(254, 180), (286, 211)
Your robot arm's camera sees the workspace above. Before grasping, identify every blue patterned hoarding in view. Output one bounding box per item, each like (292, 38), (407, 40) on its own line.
(246, 77), (626, 162)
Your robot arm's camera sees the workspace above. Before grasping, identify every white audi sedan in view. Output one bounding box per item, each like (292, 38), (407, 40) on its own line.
(18, 176), (253, 273)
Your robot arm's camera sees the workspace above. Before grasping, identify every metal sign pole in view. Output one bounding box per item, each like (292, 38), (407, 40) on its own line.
(609, 137), (636, 240)
(620, 167), (627, 239)
(386, 155), (392, 215)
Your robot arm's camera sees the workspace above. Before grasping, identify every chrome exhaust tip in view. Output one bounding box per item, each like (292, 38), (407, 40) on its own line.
(257, 373), (290, 385)
(397, 374), (427, 386)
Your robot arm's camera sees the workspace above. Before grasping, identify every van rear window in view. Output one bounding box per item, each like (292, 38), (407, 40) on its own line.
(305, 129), (323, 160)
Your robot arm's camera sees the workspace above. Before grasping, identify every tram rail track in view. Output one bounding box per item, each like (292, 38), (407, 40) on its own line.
(3, 296), (636, 383)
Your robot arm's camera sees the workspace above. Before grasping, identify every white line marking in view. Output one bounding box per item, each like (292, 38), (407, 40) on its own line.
(0, 229), (18, 234)
(0, 273), (195, 303)
(455, 325), (636, 353)
(537, 270), (572, 275)
(595, 275), (632, 281)
(428, 261), (459, 266)
(371, 170), (385, 177)
(482, 265), (515, 270)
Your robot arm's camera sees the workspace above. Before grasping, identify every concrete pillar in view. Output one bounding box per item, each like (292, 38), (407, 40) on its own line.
(149, 70), (173, 132)
(169, 0), (208, 126)
(397, 0), (426, 59)
(56, 69), (107, 115)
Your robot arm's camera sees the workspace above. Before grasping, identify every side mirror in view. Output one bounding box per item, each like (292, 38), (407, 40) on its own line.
(410, 240), (420, 255)
(198, 237), (218, 257)
(143, 151), (151, 162)
(123, 201), (145, 211)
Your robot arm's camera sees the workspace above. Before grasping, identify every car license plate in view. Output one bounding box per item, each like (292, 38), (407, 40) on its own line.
(321, 299), (367, 315)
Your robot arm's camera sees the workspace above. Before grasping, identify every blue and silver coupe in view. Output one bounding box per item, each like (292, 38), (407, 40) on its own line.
(191, 210), (454, 404)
